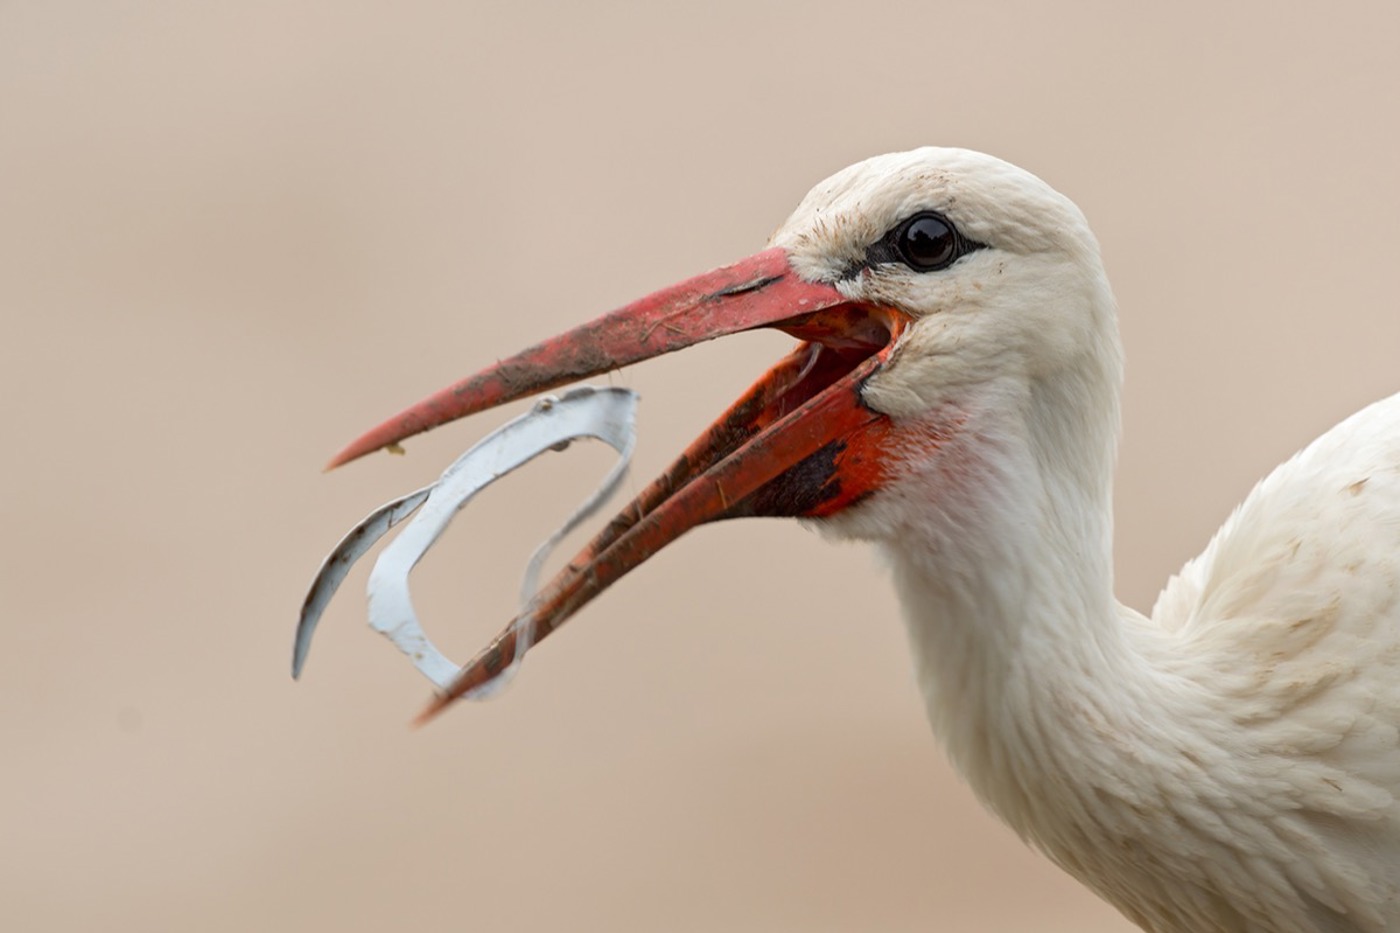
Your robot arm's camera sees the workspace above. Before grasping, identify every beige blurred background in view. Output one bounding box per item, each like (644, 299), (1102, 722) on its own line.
(5, 3), (1400, 931)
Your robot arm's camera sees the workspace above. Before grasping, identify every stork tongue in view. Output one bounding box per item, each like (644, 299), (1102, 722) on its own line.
(325, 248), (909, 722)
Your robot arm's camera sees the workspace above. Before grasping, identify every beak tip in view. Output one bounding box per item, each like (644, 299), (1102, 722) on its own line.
(411, 695), (450, 728)
(324, 434), (387, 471)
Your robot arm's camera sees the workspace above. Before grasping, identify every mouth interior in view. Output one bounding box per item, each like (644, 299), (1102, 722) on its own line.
(596, 303), (898, 537)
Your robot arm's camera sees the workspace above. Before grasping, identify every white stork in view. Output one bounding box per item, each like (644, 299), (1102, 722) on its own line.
(327, 148), (1400, 932)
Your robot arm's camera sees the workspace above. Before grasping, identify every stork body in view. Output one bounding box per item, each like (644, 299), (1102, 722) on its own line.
(780, 150), (1400, 931)
(873, 360), (1400, 931)
(329, 149), (1400, 931)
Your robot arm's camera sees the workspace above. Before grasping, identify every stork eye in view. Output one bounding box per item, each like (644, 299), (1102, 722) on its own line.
(896, 213), (959, 271)
(845, 210), (983, 281)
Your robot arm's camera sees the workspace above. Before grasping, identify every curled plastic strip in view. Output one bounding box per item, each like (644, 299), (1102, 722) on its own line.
(294, 386), (639, 695)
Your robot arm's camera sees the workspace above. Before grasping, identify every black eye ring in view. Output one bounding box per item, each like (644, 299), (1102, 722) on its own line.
(840, 210), (984, 281)
(895, 212), (961, 272)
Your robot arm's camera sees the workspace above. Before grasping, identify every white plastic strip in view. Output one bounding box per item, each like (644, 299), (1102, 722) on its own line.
(294, 386), (639, 694)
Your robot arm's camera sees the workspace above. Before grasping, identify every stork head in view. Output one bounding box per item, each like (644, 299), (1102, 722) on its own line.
(777, 148), (1116, 416)
(328, 147), (1121, 717)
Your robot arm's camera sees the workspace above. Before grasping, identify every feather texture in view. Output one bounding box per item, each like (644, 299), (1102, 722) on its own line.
(783, 148), (1400, 931)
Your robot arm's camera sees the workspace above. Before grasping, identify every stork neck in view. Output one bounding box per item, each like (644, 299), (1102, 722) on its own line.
(878, 371), (1162, 835)
(872, 371), (1381, 932)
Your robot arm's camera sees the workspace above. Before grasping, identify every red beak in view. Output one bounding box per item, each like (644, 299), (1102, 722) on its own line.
(329, 247), (910, 722)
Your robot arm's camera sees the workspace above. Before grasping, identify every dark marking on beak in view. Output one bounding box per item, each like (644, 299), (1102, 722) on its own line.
(706, 273), (785, 301)
(724, 441), (846, 519)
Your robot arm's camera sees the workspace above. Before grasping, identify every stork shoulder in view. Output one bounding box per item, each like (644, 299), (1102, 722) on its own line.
(1151, 390), (1400, 671)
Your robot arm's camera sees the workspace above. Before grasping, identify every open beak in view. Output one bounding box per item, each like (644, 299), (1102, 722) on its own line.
(328, 246), (910, 722)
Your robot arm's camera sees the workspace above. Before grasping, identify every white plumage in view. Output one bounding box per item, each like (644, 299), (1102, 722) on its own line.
(334, 146), (1400, 932)
(776, 149), (1400, 932)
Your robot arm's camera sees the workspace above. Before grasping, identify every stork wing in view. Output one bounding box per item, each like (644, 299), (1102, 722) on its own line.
(1150, 391), (1400, 926)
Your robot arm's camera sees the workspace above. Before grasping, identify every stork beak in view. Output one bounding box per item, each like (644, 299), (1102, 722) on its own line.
(328, 246), (910, 722)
